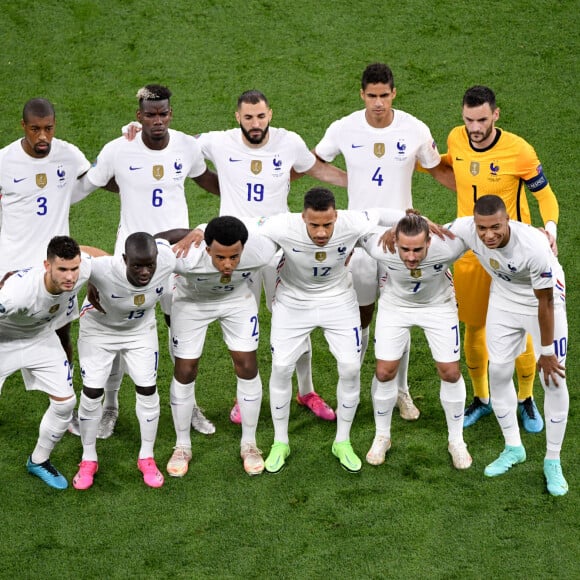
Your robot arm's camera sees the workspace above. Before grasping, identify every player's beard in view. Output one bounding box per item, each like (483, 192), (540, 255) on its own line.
(467, 125), (493, 145)
(240, 123), (269, 145)
(33, 141), (51, 156)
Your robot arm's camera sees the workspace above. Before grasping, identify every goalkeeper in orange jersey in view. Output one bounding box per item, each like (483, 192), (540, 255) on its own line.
(442, 86), (559, 432)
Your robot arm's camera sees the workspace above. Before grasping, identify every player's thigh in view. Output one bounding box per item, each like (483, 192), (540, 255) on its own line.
(321, 296), (362, 364)
(421, 305), (461, 363)
(350, 248), (379, 307)
(454, 252), (491, 327)
(78, 338), (121, 389)
(486, 307), (527, 364)
(171, 299), (213, 360)
(270, 300), (315, 366)
(374, 305), (412, 361)
(18, 335), (75, 397)
(122, 331), (160, 387)
(219, 295), (260, 353)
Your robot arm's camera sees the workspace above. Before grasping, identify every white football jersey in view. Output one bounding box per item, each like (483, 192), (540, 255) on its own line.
(315, 109), (440, 210)
(0, 257), (91, 340)
(197, 127), (315, 217)
(254, 209), (403, 305)
(79, 240), (177, 339)
(449, 217), (564, 314)
(86, 129), (207, 253)
(361, 232), (466, 307)
(0, 138), (91, 275)
(173, 233), (278, 302)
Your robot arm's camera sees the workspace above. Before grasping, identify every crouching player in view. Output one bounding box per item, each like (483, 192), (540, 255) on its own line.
(160, 216), (278, 477)
(73, 233), (179, 490)
(449, 195), (568, 496)
(362, 212), (472, 469)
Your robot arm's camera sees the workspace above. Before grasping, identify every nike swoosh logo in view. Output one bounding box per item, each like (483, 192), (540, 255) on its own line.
(13, 177), (27, 183)
(351, 144), (364, 149)
(453, 413), (463, 419)
(455, 157), (463, 161)
(453, 348), (460, 354)
(342, 403), (357, 409)
(292, 248), (302, 253)
(497, 412), (509, 419)
(243, 397), (259, 402)
(196, 277), (209, 281)
(129, 166), (142, 171)
(275, 403), (288, 410)
(146, 417), (158, 422)
(229, 158), (242, 162)
(111, 294), (124, 298)
(377, 410), (388, 416)
(550, 418), (566, 424)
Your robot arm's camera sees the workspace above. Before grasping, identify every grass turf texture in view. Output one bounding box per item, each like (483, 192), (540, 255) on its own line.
(0, 0), (578, 578)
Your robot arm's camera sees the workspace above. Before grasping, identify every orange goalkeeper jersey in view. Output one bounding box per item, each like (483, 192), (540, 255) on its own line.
(442, 126), (559, 225)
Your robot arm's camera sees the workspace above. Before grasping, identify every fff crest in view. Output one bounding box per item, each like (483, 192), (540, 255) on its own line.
(410, 269), (422, 279)
(374, 143), (385, 158)
(315, 251), (326, 262)
(251, 160), (262, 175)
(152, 165), (164, 180)
(489, 258), (500, 270)
(220, 275), (232, 284)
(36, 173), (48, 188)
(49, 304), (60, 314)
(470, 162), (480, 176)
(134, 294), (145, 306)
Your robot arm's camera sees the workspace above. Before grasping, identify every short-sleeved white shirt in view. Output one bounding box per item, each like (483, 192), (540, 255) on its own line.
(315, 109), (440, 210)
(197, 127), (315, 217)
(361, 232), (466, 307)
(173, 233), (278, 302)
(0, 257), (91, 340)
(0, 138), (91, 275)
(86, 129), (207, 253)
(449, 217), (562, 315)
(79, 240), (177, 340)
(254, 209), (402, 306)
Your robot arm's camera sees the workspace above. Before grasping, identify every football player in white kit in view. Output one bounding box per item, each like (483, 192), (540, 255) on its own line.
(314, 63), (455, 420)
(360, 212), (472, 470)
(75, 85), (219, 438)
(158, 216), (278, 477)
(0, 98), (92, 364)
(0, 236), (90, 489)
(256, 187), (405, 474)
(449, 195), (569, 496)
(197, 90), (348, 425)
(72, 232), (184, 490)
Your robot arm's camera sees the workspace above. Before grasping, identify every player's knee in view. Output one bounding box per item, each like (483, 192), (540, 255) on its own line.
(337, 361), (360, 384)
(83, 386), (104, 399)
(437, 363), (461, 383)
(50, 394), (77, 418)
(174, 357), (198, 383)
(271, 362), (294, 383)
(375, 361), (398, 382)
(232, 354), (258, 380)
(136, 385), (156, 396)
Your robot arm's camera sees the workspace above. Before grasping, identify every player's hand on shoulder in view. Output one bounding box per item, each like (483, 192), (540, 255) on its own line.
(173, 228), (205, 258)
(121, 121), (142, 141)
(427, 219), (455, 241)
(539, 227), (558, 256)
(0, 270), (16, 290)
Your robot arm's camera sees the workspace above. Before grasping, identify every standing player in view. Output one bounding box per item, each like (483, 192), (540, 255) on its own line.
(449, 196), (568, 496)
(257, 187), (405, 474)
(73, 233), (183, 490)
(157, 216), (278, 477)
(442, 86), (559, 431)
(0, 98), (91, 363)
(196, 90), (348, 425)
(360, 212), (471, 469)
(76, 84), (219, 438)
(313, 63), (455, 420)
(0, 236), (90, 489)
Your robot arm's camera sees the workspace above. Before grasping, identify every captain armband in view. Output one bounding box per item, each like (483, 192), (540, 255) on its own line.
(525, 171), (548, 192)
